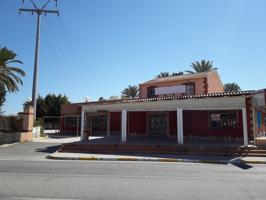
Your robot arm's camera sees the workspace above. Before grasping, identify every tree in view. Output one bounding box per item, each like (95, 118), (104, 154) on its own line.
(0, 84), (6, 114)
(121, 85), (139, 99)
(156, 71), (184, 78)
(171, 71), (184, 76)
(0, 47), (25, 93)
(23, 94), (69, 118)
(0, 84), (6, 107)
(186, 60), (217, 74)
(156, 72), (170, 78)
(98, 97), (106, 102)
(224, 83), (241, 92)
(108, 96), (120, 100)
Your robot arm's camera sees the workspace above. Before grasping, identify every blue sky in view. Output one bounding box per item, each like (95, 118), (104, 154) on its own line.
(1, 0), (266, 114)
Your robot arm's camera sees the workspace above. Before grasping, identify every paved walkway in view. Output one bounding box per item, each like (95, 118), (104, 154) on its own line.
(33, 136), (80, 143)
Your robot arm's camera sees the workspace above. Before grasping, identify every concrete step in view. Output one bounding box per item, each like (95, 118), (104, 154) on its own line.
(59, 143), (266, 157)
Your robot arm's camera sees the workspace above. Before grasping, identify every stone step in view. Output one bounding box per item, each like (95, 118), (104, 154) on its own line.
(59, 143), (266, 157)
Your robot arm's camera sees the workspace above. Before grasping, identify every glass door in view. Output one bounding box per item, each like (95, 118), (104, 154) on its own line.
(148, 114), (168, 136)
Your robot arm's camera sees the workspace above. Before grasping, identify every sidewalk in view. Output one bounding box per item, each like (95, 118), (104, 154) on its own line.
(47, 151), (266, 164)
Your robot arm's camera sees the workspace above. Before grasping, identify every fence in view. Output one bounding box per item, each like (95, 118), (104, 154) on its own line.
(0, 116), (23, 132)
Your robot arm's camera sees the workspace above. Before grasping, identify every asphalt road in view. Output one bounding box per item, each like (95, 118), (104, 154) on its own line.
(0, 142), (266, 200)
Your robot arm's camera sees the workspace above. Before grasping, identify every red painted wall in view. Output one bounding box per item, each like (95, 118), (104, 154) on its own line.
(183, 110), (243, 138)
(61, 110), (244, 139)
(169, 111), (177, 136)
(128, 112), (147, 134)
(110, 112), (121, 132)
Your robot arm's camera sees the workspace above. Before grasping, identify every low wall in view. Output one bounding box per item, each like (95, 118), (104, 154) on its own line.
(0, 132), (32, 145)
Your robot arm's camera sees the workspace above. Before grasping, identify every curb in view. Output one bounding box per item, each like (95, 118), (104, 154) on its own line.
(241, 160), (266, 164)
(0, 142), (19, 148)
(47, 154), (229, 164)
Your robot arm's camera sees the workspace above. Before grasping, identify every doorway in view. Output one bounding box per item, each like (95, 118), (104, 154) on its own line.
(147, 113), (168, 136)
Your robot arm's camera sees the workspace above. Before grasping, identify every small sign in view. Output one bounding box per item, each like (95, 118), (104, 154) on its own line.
(252, 89), (266, 111)
(155, 85), (186, 95)
(211, 114), (221, 121)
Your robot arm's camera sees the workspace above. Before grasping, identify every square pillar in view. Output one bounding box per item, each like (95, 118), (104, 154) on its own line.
(242, 107), (248, 146)
(177, 108), (184, 144)
(121, 109), (127, 142)
(80, 109), (87, 141)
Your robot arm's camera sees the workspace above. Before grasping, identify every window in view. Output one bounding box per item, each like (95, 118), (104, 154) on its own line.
(64, 117), (79, 128)
(186, 83), (195, 95)
(209, 112), (237, 128)
(147, 87), (156, 98)
(182, 83), (195, 96)
(91, 115), (107, 128)
(257, 112), (261, 129)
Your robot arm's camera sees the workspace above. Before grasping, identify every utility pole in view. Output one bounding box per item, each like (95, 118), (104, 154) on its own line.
(19, 0), (59, 121)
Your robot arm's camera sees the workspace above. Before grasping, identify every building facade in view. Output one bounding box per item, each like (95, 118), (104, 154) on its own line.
(60, 71), (264, 146)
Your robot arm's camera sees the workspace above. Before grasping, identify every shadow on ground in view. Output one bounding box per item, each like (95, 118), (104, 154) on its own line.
(230, 159), (253, 170)
(35, 145), (60, 154)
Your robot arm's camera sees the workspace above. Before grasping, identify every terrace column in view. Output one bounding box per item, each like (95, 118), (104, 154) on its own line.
(121, 109), (127, 142)
(242, 107), (248, 146)
(80, 109), (85, 141)
(107, 113), (111, 138)
(177, 108), (184, 144)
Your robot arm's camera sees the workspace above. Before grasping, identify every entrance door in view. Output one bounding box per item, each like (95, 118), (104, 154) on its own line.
(148, 114), (168, 136)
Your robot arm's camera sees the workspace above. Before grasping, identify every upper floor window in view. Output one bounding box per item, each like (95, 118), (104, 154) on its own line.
(147, 87), (156, 98)
(184, 83), (195, 96)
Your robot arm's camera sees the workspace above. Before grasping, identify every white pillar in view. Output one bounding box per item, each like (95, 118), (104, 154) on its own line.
(177, 108), (184, 144)
(80, 109), (85, 141)
(242, 107), (248, 146)
(121, 109), (127, 142)
(107, 113), (110, 138)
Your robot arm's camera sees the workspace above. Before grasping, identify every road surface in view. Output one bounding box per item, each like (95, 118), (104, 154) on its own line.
(0, 142), (266, 200)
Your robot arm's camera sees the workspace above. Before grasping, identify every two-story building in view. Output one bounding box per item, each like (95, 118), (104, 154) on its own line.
(60, 70), (262, 146)
(139, 70), (224, 98)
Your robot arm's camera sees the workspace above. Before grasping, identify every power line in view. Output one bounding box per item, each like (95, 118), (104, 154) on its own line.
(19, 0), (59, 120)
(41, 19), (81, 99)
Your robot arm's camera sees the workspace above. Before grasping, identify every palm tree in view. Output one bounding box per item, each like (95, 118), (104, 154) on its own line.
(121, 85), (139, 99)
(0, 84), (6, 114)
(224, 83), (241, 92)
(171, 71), (184, 76)
(156, 72), (170, 78)
(0, 47), (25, 93)
(186, 60), (217, 74)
